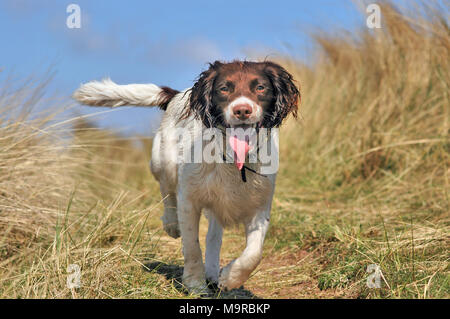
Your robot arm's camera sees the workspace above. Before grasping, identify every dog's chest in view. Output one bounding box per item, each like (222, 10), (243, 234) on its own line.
(181, 163), (273, 225)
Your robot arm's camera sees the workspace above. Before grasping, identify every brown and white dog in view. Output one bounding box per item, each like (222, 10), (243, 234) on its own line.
(73, 60), (299, 293)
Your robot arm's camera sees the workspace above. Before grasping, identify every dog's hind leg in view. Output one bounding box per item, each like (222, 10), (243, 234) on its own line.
(151, 131), (180, 239)
(204, 212), (223, 284)
(160, 184), (180, 239)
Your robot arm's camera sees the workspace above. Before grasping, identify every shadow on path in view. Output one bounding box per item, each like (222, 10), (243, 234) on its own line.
(143, 261), (259, 299)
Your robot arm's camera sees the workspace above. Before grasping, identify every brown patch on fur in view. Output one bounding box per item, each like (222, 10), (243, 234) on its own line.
(159, 86), (180, 110)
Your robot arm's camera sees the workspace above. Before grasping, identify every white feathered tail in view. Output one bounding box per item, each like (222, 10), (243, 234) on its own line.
(72, 78), (179, 110)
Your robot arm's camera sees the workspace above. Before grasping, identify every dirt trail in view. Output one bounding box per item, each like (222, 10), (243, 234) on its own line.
(153, 217), (355, 299)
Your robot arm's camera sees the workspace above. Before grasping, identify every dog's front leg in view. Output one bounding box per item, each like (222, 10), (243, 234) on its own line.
(218, 207), (270, 290)
(177, 192), (207, 293)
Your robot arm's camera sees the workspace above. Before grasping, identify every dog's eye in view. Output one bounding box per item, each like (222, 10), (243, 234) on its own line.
(219, 86), (229, 93)
(256, 85), (265, 92)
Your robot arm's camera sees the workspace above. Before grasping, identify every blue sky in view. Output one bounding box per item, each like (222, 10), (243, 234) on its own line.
(0, 0), (368, 135)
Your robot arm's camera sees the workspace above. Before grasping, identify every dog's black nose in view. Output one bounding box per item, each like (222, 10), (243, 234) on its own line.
(232, 104), (252, 120)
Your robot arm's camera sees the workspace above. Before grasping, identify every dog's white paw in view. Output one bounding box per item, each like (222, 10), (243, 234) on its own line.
(218, 260), (247, 291)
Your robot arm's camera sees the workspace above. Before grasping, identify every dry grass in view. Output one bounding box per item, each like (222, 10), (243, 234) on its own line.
(0, 80), (173, 298)
(267, 1), (449, 298)
(0, 1), (448, 298)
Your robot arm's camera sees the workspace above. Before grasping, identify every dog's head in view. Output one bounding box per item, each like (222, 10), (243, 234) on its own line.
(184, 60), (300, 129)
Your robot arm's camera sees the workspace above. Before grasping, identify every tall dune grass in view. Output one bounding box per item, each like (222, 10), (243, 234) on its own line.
(0, 78), (169, 298)
(269, 2), (449, 298)
(0, 2), (448, 298)
(280, 2), (448, 201)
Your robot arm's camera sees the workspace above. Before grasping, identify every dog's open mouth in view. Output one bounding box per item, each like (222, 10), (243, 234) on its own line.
(229, 134), (249, 170)
(227, 123), (259, 170)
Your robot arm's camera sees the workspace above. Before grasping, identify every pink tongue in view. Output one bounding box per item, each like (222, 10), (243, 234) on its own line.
(228, 135), (250, 170)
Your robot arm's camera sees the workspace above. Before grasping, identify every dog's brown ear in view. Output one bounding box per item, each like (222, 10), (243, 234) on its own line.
(182, 61), (222, 127)
(263, 62), (300, 127)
